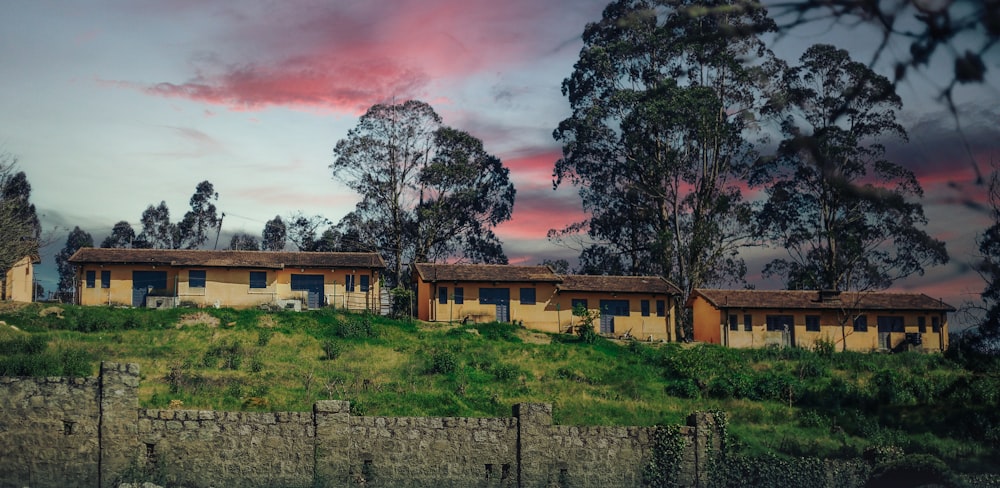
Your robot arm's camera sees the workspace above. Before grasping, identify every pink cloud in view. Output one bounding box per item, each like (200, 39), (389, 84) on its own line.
(113, 0), (597, 112)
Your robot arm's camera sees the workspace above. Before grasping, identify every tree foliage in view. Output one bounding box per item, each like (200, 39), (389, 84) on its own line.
(228, 233), (260, 251)
(261, 215), (287, 251)
(0, 152), (40, 278)
(56, 226), (94, 296)
(286, 212), (329, 252)
(134, 181), (220, 249)
(974, 164), (1000, 341)
(753, 44), (948, 292)
(100, 221), (137, 249)
(331, 100), (515, 286)
(552, 0), (776, 335)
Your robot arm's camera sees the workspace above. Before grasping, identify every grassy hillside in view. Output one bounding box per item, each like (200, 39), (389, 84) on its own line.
(1, 303), (998, 475)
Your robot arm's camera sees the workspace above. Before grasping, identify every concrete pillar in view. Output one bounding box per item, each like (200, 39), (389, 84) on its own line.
(514, 403), (552, 488)
(314, 400), (351, 487)
(99, 362), (140, 488)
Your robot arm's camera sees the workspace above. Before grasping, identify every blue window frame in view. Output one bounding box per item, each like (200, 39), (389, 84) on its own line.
(101, 270), (111, 289)
(918, 316), (926, 333)
(520, 287), (536, 305)
(454, 287), (464, 304)
(360, 275), (370, 292)
(854, 315), (868, 332)
(729, 314), (738, 331)
(86, 270), (95, 288)
(744, 314), (752, 331)
(641, 300), (651, 317)
(656, 300), (666, 317)
(345, 275), (355, 292)
(805, 315), (820, 332)
(439, 287), (448, 305)
(249, 271), (267, 289)
(932, 316), (940, 333)
(189, 270), (206, 288)
(571, 298), (587, 311)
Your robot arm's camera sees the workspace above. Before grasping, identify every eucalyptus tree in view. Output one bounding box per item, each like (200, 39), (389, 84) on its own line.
(228, 233), (260, 251)
(261, 215), (287, 251)
(135, 181), (221, 249)
(331, 100), (515, 286)
(56, 226), (93, 297)
(100, 221), (137, 248)
(0, 153), (40, 279)
(552, 0), (777, 336)
(753, 44), (948, 293)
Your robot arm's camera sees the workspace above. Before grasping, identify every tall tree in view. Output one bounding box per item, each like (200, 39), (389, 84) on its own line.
(137, 201), (176, 249)
(552, 0), (776, 337)
(56, 226), (93, 298)
(176, 181), (220, 249)
(331, 100), (515, 286)
(261, 215), (287, 251)
(974, 164), (1000, 343)
(286, 212), (330, 251)
(228, 233), (260, 251)
(0, 153), (40, 282)
(753, 44), (948, 293)
(100, 221), (137, 248)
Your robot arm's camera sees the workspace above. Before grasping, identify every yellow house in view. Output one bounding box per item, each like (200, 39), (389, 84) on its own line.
(413, 263), (682, 341)
(688, 289), (954, 352)
(2, 255), (39, 302)
(68, 248), (385, 311)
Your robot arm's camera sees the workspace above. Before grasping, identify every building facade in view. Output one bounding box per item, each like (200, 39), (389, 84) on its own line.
(688, 289), (953, 352)
(1, 255), (38, 302)
(413, 263), (681, 341)
(68, 248), (384, 311)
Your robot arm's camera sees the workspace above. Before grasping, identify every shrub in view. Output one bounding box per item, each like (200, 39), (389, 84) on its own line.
(321, 340), (343, 361)
(428, 351), (457, 374)
(390, 287), (414, 318)
(492, 363), (520, 381)
(865, 454), (967, 488)
(202, 340), (244, 370)
(256, 329), (273, 347)
(332, 315), (377, 339)
(573, 305), (599, 344)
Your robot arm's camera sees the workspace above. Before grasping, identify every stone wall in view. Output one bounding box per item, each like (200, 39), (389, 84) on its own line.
(0, 363), (720, 488)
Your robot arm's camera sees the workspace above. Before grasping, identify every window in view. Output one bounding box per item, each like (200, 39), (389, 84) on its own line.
(101, 270), (111, 289)
(249, 271), (267, 289)
(744, 314), (752, 331)
(805, 315), (821, 332)
(454, 287), (464, 304)
(729, 314), (738, 331)
(439, 287), (448, 305)
(520, 287), (536, 305)
(854, 315), (868, 332)
(571, 298), (588, 311)
(765, 315), (794, 331)
(932, 316), (941, 333)
(86, 270), (95, 288)
(918, 316), (927, 333)
(189, 270), (206, 288)
(360, 275), (370, 292)
(656, 300), (666, 317)
(345, 275), (355, 292)
(641, 300), (651, 317)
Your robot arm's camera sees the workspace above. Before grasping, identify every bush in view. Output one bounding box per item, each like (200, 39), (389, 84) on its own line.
(390, 287), (414, 319)
(202, 340), (244, 370)
(321, 340), (343, 360)
(331, 315), (377, 339)
(492, 362), (521, 381)
(865, 454), (967, 488)
(428, 351), (457, 374)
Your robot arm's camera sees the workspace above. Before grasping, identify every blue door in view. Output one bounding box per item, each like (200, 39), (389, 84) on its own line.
(291, 274), (325, 309)
(132, 271), (167, 307)
(479, 288), (511, 322)
(599, 300), (630, 334)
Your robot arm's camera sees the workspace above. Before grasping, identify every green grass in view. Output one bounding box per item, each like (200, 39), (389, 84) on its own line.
(1, 302), (998, 474)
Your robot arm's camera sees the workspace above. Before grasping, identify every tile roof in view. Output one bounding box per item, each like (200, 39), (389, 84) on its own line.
(558, 275), (682, 295)
(688, 289), (955, 312)
(413, 263), (561, 283)
(67, 248), (385, 269)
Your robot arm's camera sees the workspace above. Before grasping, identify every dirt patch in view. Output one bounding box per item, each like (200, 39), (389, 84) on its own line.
(39, 306), (64, 318)
(518, 330), (552, 345)
(257, 315), (279, 328)
(0, 302), (29, 313)
(177, 312), (220, 329)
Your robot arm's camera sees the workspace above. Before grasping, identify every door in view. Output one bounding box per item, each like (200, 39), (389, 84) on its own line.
(479, 288), (511, 322)
(132, 271), (167, 307)
(877, 316), (904, 349)
(765, 315), (794, 347)
(599, 300), (630, 334)
(291, 274), (325, 309)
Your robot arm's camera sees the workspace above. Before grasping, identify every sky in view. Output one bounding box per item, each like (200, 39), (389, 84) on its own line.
(1, 1), (998, 329)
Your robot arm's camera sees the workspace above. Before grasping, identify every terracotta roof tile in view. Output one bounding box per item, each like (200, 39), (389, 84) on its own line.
(67, 248), (385, 269)
(558, 275), (681, 295)
(688, 289), (955, 312)
(413, 263), (561, 283)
